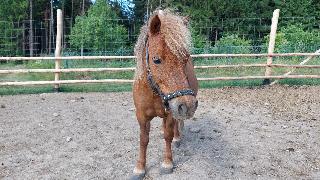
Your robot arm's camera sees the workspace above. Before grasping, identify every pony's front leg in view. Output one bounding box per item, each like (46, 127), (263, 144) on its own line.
(161, 114), (175, 174)
(131, 120), (150, 180)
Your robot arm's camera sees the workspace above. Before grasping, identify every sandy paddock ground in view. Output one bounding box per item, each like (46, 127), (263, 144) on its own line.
(0, 85), (319, 179)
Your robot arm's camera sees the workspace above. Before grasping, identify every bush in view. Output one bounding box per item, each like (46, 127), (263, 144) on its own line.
(215, 34), (252, 53)
(265, 24), (320, 53)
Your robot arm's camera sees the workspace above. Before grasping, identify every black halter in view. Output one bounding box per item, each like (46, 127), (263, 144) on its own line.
(145, 36), (195, 111)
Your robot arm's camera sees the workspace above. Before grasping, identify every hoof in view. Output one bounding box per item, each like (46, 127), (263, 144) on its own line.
(130, 167), (145, 180)
(173, 140), (181, 148)
(160, 162), (173, 175)
(160, 166), (173, 175)
(173, 137), (181, 148)
(129, 173), (145, 180)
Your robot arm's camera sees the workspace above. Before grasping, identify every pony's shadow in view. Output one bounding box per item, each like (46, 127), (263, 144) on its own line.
(172, 112), (239, 177)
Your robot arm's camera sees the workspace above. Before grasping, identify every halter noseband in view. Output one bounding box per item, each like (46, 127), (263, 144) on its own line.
(145, 36), (195, 111)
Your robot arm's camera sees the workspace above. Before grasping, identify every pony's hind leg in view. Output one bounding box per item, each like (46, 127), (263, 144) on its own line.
(160, 119), (165, 134)
(160, 114), (175, 174)
(173, 119), (183, 147)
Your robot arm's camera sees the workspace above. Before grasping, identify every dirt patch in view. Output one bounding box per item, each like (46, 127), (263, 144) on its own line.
(1, 85), (319, 179)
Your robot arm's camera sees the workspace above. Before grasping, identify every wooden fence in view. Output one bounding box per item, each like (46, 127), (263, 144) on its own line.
(0, 9), (320, 90)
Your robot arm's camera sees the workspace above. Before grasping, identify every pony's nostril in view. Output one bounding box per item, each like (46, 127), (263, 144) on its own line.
(178, 103), (187, 115)
(195, 100), (198, 108)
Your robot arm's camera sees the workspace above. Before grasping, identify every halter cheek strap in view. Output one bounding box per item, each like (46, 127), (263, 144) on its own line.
(145, 37), (195, 110)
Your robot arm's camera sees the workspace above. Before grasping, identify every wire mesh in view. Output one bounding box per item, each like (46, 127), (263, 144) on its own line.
(0, 15), (319, 87)
(0, 16), (318, 57)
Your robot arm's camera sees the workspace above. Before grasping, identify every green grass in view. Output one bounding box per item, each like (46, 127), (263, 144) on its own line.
(0, 84), (133, 96)
(1, 56), (319, 96)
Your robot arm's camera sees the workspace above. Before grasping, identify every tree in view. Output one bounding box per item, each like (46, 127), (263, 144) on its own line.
(0, 0), (28, 21)
(131, 0), (319, 49)
(0, 0), (28, 56)
(69, 0), (128, 52)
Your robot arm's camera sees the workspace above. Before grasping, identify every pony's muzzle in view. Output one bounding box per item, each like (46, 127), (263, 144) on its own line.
(169, 96), (198, 120)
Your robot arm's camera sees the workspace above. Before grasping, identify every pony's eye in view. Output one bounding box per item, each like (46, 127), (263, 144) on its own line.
(152, 57), (161, 64)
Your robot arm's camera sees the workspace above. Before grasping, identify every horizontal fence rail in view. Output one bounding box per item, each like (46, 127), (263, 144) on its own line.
(1, 64), (320, 74)
(1, 54), (320, 87)
(1, 75), (320, 86)
(198, 75), (320, 81)
(0, 67), (136, 74)
(1, 53), (320, 61)
(0, 79), (134, 86)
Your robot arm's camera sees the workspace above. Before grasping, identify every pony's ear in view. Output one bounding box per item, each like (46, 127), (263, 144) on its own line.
(149, 15), (161, 35)
(182, 16), (190, 26)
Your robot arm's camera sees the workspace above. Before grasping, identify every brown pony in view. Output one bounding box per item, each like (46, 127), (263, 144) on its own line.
(132, 9), (198, 179)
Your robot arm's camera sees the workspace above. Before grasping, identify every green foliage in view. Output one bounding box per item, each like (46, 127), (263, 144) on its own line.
(0, 22), (23, 56)
(215, 34), (252, 53)
(0, 0), (28, 21)
(280, 25), (320, 50)
(265, 24), (320, 53)
(274, 0), (315, 17)
(190, 27), (207, 49)
(60, 0), (92, 18)
(0, 0), (27, 56)
(69, 0), (128, 51)
(139, 0), (319, 48)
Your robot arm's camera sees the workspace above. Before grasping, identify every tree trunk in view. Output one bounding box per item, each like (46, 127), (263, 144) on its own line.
(22, 22), (26, 56)
(61, 0), (65, 48)
(44, 8), (49, 53)
(49, 0), (52, 54)
(29, 0), (33, 57)
(81, 0), (85, 56)
(49, 0), (54, 54)
(71, 0), (74, 26)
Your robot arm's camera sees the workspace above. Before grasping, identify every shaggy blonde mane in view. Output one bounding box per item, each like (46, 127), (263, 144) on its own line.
(134, 9), (192, 79)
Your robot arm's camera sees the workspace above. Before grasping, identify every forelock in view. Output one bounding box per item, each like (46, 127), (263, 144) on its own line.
(134, 9), (192, 79)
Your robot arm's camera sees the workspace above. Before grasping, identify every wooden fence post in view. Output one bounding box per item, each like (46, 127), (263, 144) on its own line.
(263, 9), (280, 85)
(54, 9), (63, 92)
